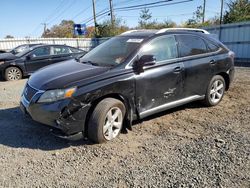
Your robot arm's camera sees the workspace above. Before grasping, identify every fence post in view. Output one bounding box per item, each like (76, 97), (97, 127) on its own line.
(76, 38), (79, 48)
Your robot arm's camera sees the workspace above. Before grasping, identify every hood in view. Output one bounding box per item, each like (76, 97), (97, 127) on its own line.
(0, 52), (16, 61)
(28, 59), (110, 90)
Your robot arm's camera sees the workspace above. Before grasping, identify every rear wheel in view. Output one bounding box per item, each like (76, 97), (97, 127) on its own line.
(88, 98), (126, 143)
(203, 75), (225, 106)
(4, 67), (22, 81)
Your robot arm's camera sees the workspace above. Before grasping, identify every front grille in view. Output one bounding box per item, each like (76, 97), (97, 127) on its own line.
(23, 84), (38, 101)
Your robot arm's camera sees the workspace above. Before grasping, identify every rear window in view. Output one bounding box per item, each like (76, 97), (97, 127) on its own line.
(70, 47), (82, 53)
(177, 35), (208, 57)
(53, 46), (70, 55)
(206, 41), (220, 52)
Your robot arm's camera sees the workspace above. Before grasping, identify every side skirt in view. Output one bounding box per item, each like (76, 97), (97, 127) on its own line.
(139, 95), (205, 119)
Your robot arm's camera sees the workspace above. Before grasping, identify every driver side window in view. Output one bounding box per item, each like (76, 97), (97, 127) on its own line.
(140, 35), (178, 63)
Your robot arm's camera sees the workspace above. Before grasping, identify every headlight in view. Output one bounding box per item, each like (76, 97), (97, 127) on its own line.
(0, 61), (5, 65)
(38, 87), (77, 103)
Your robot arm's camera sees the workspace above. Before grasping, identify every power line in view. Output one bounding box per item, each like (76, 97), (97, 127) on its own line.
(115, 0), (193, 12)
(43, 0), (67, 23)
(71, 0), (102, 20)
(79, 0), (141, 24)
(83, 0), (193, 25)
(48, 0), (77, 25)
(115, 0), (173, 10)
(31, 0), (67, 35)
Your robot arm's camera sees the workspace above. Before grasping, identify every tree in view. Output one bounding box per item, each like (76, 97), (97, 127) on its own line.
(223, 0), (250, 24)
(137, 8), (177, 29)
(98, 18), (129, 37)
(138, 8), (153, 29)
(183, 5), (221, 27)
(5, 35), (14, 39)
(185, 6), (204, 27)
(42, 20), (75, 38)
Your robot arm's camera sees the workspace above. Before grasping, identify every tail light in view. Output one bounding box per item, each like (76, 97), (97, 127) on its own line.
(228, 51), (235, 62)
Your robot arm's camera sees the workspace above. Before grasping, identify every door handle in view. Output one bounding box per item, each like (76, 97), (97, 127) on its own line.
(173, 66), (182, 73)
(210, 60), (216, 65)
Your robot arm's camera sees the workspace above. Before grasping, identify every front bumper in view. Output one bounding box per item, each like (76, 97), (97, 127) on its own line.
(20, 93), (91, 136)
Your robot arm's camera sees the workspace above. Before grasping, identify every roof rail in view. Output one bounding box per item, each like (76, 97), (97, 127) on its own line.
(121, 30), (138, 35)
(156, 28), (210, 34)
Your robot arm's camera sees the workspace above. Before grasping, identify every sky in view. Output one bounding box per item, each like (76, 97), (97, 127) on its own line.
(0, 0), (228, 38)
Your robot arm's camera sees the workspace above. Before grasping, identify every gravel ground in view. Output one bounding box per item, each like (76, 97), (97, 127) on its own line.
(0, 68), (249, 188)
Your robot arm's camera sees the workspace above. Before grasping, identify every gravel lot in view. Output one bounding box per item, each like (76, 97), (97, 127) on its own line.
(0, 67), (249, 188)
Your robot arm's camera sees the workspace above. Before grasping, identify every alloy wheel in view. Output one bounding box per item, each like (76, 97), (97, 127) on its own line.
(209, 80), (224, 104)
(103, 107), (123, 140)
(7, 68), (21, 80)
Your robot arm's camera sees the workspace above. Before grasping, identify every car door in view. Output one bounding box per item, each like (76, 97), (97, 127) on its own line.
(175, 34), (214, 97)
(25, 46), (52, 73)
(134, 35), (185, 118)
(50, 46), (72, 63)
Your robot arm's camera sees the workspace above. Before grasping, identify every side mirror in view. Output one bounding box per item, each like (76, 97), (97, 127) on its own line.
(26, 54), (35, 60)
(133, 55), (156, 73)
(139, 55), (156, 66)
(26, 55), (32, 60)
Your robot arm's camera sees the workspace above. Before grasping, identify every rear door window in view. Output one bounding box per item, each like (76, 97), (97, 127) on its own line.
(206, 41), (220, 52)
(176, 35), (208, 57)
(53, 46), (70, 55)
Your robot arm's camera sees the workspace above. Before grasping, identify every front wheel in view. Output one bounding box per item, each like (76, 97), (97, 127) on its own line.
(88, 98), (126, 143)
(203, 75), (226, 106)
(4, 67), (22, 81)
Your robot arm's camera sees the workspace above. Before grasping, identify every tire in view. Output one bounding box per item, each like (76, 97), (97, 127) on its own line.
(203, 75), (226, 107)
(4, 67), (22, 81)
(88, 98), (126, 143)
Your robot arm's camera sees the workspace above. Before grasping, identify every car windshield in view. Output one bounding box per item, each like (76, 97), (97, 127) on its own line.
(11, 45), (29, 55)
(80, 36), (145, 67)
(15, 48), (32, 57)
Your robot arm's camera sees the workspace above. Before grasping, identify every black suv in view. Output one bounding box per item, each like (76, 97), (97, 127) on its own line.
(20, 29), (235, 143)
(0, 44), (86, 81)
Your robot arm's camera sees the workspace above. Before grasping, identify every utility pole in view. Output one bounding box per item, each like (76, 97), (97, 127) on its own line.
(219, 0), (224, 40)
(202, 0), (206, 23)
(219, 0), (224, 25)
(92, 0), (98, 35)
(41, 23), (48, 34)
(109, 0), (115, 27)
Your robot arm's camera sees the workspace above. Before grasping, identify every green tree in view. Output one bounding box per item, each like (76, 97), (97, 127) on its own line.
(185, 6), (204, 27)
(98, 18), (129, 37)
(223, 0), (250, 24)
(183, 5), (221, 28)
(138, 8), (153, 29)
(5, 35), (14, 39)
(42, 20), (75, 38)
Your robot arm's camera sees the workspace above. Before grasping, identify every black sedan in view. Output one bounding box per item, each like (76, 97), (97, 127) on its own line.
(0, 44), (86, 81)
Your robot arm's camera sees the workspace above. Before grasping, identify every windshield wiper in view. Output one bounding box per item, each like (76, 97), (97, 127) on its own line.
(81, 60), (99, 66)
(75, 54), (85, 62)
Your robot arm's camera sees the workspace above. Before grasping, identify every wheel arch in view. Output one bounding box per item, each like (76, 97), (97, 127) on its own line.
(84, 93), (133, 138)
(217, 72), (230, 91)
(4, 65), (24, 77)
